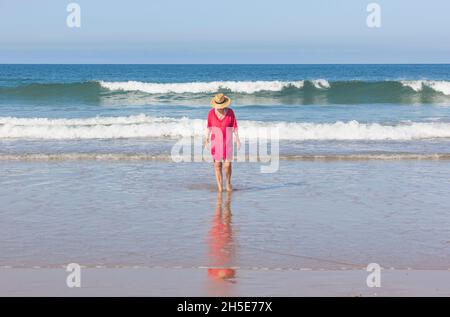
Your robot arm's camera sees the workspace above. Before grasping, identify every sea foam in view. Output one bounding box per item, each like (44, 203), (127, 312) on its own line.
(99, 80), (308, 94)
(1, 115), (450, 140)
(100, 79), (450, 96)
(401, 80), (450, 95)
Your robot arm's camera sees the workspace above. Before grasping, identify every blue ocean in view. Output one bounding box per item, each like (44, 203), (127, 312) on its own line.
(1, 64), (450, 159)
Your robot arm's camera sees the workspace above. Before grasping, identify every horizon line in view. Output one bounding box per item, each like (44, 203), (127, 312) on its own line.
(2, 63), (450, 65)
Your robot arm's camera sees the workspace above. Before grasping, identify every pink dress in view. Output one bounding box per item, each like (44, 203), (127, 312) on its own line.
(207, 108), (238, 161)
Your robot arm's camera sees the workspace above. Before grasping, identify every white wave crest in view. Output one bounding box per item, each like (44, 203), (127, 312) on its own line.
(311, 79), (330, 89)
(99, 80), (305, 94)
(2, 115), (450, 141)
(401, 80), (450, 95)
(96, 79), (450, 96)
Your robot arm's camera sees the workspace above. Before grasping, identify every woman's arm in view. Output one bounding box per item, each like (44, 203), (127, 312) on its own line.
(205, 111), (212, 148)
(204, 128), (211, 148)
(231, 110), (240, 150)
(234, 129), (241, 150)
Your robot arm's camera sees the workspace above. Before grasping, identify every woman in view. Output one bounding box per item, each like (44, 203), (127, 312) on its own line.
(204, 93), (241, 192)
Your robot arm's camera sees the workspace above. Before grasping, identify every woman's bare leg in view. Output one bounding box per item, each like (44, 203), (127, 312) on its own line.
(214, 161), (223, 192)
(224, 160), (232, 191)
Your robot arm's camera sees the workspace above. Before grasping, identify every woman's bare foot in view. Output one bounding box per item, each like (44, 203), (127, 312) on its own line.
(218, 184), (224, 192)
(224, 162), (232, 192)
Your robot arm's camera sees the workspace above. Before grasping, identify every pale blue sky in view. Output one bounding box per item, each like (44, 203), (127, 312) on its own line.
(1, 0), (449, 63)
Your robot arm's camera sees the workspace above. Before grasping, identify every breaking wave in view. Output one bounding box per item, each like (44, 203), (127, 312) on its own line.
(2, 79), (450, 105)
(99, 79), (450, 95)
(1, 114), (450, 140)
(99, 80), (307, 94)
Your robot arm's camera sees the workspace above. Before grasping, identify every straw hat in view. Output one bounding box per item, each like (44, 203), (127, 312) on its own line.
(210, 93), (231, 109)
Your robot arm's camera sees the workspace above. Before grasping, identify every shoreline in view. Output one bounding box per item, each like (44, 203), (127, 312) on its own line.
(1, 152), (450, 162)
(1, 160), (449, 272)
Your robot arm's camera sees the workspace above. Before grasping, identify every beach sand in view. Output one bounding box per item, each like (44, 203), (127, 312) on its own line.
(1, 268), (450, 296)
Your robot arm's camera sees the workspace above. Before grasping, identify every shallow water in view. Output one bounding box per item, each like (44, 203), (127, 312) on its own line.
(1, 160), (449, 270)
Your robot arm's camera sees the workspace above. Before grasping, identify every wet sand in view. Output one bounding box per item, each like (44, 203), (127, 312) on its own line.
(1, 160), (450, 296)
(1, 268), (450, 296)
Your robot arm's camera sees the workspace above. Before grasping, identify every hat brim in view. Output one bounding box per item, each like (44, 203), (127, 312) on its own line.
(210, 97), (231, 109)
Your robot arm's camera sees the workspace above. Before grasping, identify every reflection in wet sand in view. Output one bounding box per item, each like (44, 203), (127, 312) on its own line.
(206, 191), (236, 294)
